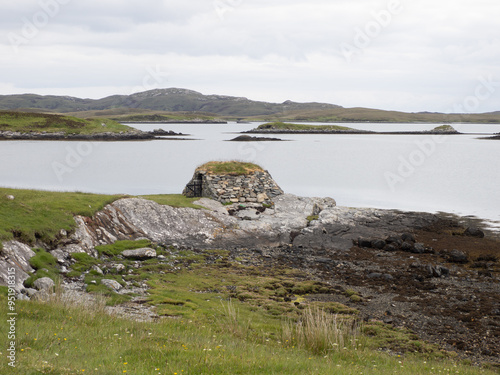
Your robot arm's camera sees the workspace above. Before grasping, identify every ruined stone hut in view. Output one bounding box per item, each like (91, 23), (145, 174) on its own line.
(182, 161), (284, 204)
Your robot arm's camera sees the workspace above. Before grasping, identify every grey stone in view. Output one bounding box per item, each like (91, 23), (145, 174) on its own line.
(401, 233), (415, 243)
(371, 239), (386, 250)
(401, 241), (414, 252)
(91, 265), (104, 275)
(33, 277), (55, 291)
(101, 279), (122, 291)
(412, 243), (426, 254)
(463, 227), (485, 238)
(22, 288), (38, 298)
(0, 241), (36, 290)
(450, 249), (468, 264)
(122, 248), (157, 260)
(50, 249), (70, 264)
(358, 238), (372, 248)
(114, 264), (126, 272)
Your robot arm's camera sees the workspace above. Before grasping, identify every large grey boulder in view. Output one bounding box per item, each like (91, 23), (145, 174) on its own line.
(122, 248), (157, 260)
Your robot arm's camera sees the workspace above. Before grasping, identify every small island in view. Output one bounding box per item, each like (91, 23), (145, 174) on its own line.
(0, 111), (190, 141)
(227, 135), (285, 142)
(244, 121), (462, 135)
(245, 121), (374, 134)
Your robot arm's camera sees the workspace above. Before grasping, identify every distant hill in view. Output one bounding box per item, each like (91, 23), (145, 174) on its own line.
(0, 88), (341, 117)
(0, 88), (499, 123)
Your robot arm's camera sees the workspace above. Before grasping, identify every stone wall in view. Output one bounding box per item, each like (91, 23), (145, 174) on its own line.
(183, 170), (284, 204)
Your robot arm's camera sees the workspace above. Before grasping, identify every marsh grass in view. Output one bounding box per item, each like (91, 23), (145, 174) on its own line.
(281, 307), (360, 355)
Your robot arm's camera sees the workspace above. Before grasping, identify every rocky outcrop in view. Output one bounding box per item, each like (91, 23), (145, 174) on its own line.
(62, 194), (443, 254)
(0, 241), (36, 290)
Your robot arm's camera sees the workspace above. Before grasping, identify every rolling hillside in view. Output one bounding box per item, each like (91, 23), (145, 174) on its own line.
(0, 88), (499, 123)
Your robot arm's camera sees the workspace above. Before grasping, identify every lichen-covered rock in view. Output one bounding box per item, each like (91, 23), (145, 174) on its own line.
(101, 279), (122, 291)
(0, 241), (36, 290)
(33, 277), (55, 291)
(122, 248), (157, 260)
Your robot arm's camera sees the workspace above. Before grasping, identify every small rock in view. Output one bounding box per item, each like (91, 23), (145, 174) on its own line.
(33, 277), (55, 291)
(463, 227), (485, 238)
(257, 193), (268, 203)
(401, 241), (414, 252)
(358, 238), (372, 248)
(101, 279), (122, 291)
(371, 239), (386, 250)
(22, 288), (38, 298)
(384, 244), (398, 252)
(386, 236), (402, 247)
(91, 265), (104, 275)
(449, 249), (468, 264)
(122, 248), (157, 260)
(6, 195), (15, 200)
(115, 264), (126, 272)
(401, 233), (415, 243)
(412, 243), (426, 254)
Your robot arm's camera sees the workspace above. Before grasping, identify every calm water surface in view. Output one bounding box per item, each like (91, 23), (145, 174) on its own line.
(1, 122), (499, 227)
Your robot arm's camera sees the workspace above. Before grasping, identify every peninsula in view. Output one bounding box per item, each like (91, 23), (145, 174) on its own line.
(0, 111), (189, 141)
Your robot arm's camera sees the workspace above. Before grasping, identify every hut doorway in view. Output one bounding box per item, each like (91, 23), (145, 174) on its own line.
(185, 172), (203, 197)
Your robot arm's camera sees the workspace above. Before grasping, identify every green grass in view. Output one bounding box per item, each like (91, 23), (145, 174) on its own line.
(0, 111), (134, 134)
(196, 161), (264, 175)
(23, 248), (60, 288)
(0, 189), (205, 249)
(1, 249), (496, 374)
(0, 188), (126, 246)
(138, 194), (203, 209)
(95, 239), (152, 258)
(257, 121), (358, 131)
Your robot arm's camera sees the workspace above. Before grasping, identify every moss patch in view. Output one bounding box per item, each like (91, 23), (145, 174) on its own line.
(196, 161), (264, 175)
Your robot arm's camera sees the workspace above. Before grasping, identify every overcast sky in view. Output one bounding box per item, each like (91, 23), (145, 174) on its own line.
(1, 0), (499, 113)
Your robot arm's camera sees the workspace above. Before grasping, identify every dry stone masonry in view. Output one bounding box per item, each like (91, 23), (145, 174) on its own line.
(183, 169), (284, 204)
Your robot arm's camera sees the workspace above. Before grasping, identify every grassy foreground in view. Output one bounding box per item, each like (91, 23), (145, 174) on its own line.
(0, 111), (133, 134)
(1, 246), (497, 374)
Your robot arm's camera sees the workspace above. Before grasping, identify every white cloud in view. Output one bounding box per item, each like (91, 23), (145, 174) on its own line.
(0, 0), (499, 112)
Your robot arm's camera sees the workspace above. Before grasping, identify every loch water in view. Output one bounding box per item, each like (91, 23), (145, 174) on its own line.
(1, 122), (499, 228)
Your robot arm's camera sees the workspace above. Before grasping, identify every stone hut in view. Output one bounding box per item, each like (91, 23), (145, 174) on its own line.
(182, 161), (284, 204)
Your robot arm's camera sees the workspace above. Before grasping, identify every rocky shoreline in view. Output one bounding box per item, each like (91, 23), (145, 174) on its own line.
(0, 129), (189, 141)
(1, 194), (498, 365)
